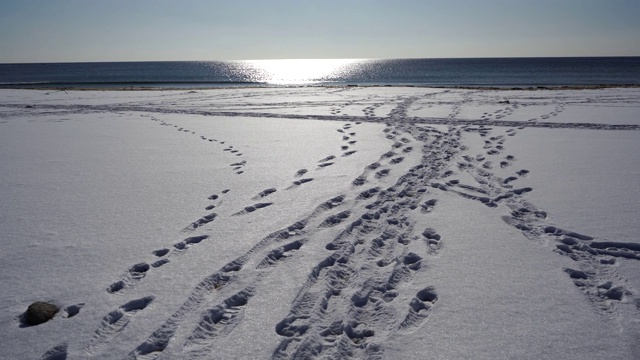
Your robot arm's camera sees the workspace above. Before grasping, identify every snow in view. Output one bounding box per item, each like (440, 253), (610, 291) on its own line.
(0, 86), (639, 359)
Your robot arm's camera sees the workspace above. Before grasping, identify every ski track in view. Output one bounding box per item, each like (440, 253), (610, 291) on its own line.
(25, 88), (640, 359)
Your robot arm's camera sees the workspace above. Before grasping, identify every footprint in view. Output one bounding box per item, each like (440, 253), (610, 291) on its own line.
(62, 303), (84, 319)
(318, 155), (336, 163)
(176, 235), (209, 249)
(182, 213), (217, 232)
(421, 199), (438, 213)
(257, 239), (306, 268)
(390, 157), (404, 164)
(233, 202), (273, 216)
(40, 343), (68, 360)
(352, 176), (367, 186)
(153, 248), (170, 257)
(186, 288), (255, 345)
(381, 151), (395, 159)
(399, 287), (438, 332)
(367, 162), (381, 170)
(342, 150), (357, 157)
(286, 178), (314, 189)
(564, 268), (589, 280)
(107, 263), (151, 294)
(151, 259), (170, 268)
(357, 187), (380, 200)
(317, 162), (334, 168)
(375, 169), (390, 178)
(512, 187), (532, 195)
(87, 297), (154, 354)
(422, 228), (442, 251)
(344, 320), (374, 344)
(319, 210), (351, 227)
(253, 188), (277, 200)
(402, 252), (422, 270)
(315, 195), (346, 212)
(294, 169), (308, 177)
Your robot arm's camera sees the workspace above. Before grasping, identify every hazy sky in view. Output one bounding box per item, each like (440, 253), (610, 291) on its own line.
(0, 0), (638, 63)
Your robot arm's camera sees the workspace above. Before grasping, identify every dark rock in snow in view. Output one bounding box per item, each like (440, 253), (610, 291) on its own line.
(25, 301), (59, 326)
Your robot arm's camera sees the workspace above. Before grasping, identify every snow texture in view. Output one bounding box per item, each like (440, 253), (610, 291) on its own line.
(1, 87), (639, 359)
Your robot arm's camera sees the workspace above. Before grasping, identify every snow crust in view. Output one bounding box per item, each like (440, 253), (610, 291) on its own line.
(0, 87), (639, 359)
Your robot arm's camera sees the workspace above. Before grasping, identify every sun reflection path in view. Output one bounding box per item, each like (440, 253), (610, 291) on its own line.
(239, 59), (362, 85)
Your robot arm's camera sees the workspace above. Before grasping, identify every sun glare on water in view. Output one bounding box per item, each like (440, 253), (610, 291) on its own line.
(239, 59), (361, 85)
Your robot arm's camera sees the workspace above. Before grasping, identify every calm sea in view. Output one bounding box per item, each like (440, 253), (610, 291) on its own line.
(0, 57), (638, 88)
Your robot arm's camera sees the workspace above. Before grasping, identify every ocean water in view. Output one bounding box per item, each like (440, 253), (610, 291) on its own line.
(0, 57), (638, 88)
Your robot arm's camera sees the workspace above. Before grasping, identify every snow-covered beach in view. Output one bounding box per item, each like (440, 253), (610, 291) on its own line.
(1, 86), (639, 359)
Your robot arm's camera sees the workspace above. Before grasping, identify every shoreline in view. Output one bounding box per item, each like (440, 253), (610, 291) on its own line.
(2, 83), (640, 91)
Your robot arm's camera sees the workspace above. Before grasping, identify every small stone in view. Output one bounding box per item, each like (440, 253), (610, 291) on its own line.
(25, 301), (59, 326)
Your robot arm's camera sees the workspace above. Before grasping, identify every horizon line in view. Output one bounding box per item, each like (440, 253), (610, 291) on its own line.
(2, 55), (639, 65)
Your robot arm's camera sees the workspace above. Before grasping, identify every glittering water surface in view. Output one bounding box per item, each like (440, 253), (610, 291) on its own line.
(1, 57), (638, 88)
(237, 59), (361, 84)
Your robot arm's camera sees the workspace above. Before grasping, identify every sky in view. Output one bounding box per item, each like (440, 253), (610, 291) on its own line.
(0, 0), (639, 63)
